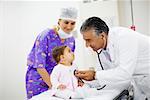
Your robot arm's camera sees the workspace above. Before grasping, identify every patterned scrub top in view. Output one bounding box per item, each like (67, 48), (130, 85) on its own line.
(26, 28), (75, 99)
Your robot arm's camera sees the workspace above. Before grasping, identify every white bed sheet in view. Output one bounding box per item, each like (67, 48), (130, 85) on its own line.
(30, 89), (120, 100)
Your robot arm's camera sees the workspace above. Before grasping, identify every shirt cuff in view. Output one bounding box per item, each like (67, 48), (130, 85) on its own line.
(94, 71), (97, 80)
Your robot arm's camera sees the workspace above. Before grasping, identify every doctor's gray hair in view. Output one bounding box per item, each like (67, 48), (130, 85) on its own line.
(80, 17), (109, 36)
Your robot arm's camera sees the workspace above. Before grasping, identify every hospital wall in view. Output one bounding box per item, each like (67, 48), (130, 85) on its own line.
(149, 1), (150, 35)
(118, 0), (150, 36)
(148, 0), (150, 35)
(0, 1), (3, 98)
(0, 0), (149, 100)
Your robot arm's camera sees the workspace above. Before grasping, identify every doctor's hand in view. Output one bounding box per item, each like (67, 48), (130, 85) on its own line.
(75, 70), (96, 81)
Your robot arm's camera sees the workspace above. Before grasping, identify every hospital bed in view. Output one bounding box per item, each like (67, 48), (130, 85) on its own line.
(113, 89), (133, 100)
(30, 88), (134, 100)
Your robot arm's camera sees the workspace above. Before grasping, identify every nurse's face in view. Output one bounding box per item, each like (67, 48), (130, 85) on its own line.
(82, 29), (106, 51)
(58, 19), (76, 33)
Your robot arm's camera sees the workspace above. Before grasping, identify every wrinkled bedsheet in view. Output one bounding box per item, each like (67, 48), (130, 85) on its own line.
(30, 89), (120, 100)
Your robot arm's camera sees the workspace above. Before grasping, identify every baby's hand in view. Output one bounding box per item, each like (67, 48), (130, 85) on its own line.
(57, 84), (66, 90)
(78, 79), (84, 87)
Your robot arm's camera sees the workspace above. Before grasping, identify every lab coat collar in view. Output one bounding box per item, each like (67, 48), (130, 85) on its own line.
(106, 30), (113, 50)
(103, 30), (115, 63)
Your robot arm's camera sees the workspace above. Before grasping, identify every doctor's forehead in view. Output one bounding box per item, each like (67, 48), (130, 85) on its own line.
(82, 30), (95, 39)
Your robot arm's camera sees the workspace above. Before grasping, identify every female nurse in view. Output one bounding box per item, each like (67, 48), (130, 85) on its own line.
(25, 7), (78, 99)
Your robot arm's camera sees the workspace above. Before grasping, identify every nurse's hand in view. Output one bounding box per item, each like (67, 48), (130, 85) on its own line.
(48, 84), (52, 90)
(75, 70), (95, 81)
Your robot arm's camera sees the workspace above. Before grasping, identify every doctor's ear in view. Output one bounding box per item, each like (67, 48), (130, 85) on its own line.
(100, 34), (104, 39)
(100, 32), (106, 39)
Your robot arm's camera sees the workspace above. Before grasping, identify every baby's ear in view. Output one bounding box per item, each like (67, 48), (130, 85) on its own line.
(59, 55), (65, 63)
(60, 55), (64, 59)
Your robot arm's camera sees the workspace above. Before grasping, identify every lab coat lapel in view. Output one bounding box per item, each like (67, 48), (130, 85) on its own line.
(106, 32), (115, 64)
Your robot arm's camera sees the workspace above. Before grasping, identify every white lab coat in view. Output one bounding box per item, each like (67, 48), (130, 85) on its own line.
(96, 27), (150, 99)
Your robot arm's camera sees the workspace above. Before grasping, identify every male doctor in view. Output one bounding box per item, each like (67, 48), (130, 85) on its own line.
(75, 16), (150, 99)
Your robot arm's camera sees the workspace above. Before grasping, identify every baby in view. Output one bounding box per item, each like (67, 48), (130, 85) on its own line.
(51, 45), (102, 99)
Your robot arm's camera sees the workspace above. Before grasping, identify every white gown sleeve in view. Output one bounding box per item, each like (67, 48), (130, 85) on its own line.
(50, 66), (61, 89)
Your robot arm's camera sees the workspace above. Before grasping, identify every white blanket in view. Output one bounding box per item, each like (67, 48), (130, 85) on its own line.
(30, 89), (120, 100)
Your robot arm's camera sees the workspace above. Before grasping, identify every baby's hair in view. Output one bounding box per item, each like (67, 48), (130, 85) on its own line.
(52, 45), (67, 63)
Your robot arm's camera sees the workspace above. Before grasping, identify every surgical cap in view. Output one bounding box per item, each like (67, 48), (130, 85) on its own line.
(59, 7), (78, 21)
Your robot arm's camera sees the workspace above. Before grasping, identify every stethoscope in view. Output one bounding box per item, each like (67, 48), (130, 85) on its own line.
(96, 50), (104, 70)
(96, 49), (107, 90)
(74, 49), (106, 90)
(96, 34), (107, 70)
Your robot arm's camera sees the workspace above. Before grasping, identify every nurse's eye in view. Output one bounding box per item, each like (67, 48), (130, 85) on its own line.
(64, 21), (69, 24)
(71, 22), (75, 25)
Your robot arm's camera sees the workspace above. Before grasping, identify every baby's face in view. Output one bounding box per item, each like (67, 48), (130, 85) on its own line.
(63, 47), (74, 63)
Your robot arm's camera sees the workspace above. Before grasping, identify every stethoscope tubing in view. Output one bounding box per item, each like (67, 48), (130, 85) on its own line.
(96, 50), (104, 70)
